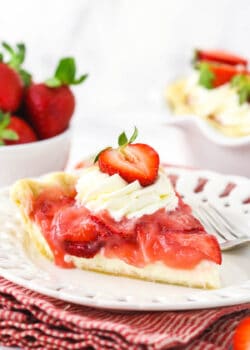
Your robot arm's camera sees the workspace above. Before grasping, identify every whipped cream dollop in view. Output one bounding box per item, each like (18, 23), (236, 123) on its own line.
(76, 166), (178, 220)
(185, 72), (250, 130)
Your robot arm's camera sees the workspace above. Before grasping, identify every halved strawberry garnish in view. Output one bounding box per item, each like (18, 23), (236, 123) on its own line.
(194, 49), (247, 67)
(197, 61), (246, 89)
(97, 128), (160, 187)
(210, 63), (245, 88)
(233, 317), (250, 350)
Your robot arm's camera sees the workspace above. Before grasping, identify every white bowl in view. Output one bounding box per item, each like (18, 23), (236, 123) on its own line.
(164, 115), (250, 178)
(0, 129), (71, 187)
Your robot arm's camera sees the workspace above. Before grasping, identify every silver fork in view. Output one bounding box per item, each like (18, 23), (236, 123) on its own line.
(193, 203), (250, 251)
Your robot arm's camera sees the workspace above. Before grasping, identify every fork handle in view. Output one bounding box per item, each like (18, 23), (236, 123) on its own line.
(220, 238), (250, 251)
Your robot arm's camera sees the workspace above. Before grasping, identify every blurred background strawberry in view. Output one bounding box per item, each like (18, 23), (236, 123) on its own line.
(25, 57), (87, 139)
(0, 112), (37, 145)
(0, 43), (30, 113)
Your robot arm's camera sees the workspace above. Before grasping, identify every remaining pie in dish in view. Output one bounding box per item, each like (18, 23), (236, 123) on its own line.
(11, 128), (222, 288)
(166, 49), (250, 137)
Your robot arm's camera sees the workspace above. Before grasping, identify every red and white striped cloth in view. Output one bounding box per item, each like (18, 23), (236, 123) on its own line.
(0, 277), (249, 349)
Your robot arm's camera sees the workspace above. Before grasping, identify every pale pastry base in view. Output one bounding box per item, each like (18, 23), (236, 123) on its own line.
(11, 174), (221, 289)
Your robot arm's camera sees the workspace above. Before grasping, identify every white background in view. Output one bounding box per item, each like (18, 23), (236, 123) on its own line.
(0, 0), (250, 169)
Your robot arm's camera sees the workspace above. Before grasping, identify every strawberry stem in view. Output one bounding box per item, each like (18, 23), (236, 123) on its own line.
(118, 126), (138, 148)
(45, 57), (88, 88)
(94, 127), (139, 163)
(128, 126), (138, 143)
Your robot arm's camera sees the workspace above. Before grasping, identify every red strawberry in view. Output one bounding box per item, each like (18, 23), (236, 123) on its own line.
(53, 206), (98, 243)
(25, 84), (75, 139)
(0, 63), (22, 112)
(233, 317), (250, 350)
(136, 223), (221, 268)
(209, 63), (245, 88)
(0, 42), (31, 112)
(97, 128), (160, 186)
(63, 240), (103, 258)
(0, 111), (37, 145)
(195, 49), (247, 67)
(196, 61), (245, 89)
(25, 57), (88, 139)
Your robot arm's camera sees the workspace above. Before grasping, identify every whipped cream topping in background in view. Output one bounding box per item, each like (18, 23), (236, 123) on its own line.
(76, 166), (178, 220)
(186, 72), (250, 129)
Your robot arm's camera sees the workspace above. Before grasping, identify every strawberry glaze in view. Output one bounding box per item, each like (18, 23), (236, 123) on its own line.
(30, 188), (221, 269)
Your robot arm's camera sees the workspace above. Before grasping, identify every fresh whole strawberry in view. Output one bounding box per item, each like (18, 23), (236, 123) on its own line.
(0, 42), (31, 112)
(25, 58), (88, 139)
(96, 128), (160, 187)
(233, 317), (250, 350)
(0, 111), (37, 145)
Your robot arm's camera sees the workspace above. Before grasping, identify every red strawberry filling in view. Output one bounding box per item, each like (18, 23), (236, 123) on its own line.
(30, 187), (221, 269)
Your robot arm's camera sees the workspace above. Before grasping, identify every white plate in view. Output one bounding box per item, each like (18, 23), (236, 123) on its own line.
(0, 166), (250, 311)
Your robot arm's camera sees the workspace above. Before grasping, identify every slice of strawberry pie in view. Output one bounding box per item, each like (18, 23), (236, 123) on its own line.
(11, 128), (222, 288)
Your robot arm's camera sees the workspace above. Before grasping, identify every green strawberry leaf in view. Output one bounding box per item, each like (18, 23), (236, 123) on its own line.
(118, 127), (138, 148)
(0, 111), (18, 144)
(239, 89), (248, 104)
(71, 74), (88, 85)
(45, 57), (88, 88)
(2, 42), (14, 55)
(129, 126), (138, 143)
(55, 57), (76, 85)
(19, 69), (32, 87)
(16, 43), (25, 64)
(196, 62), (215, 89)
(231, 74), (250, 105)
(3, 42), (25, 69)
(118, 132), (128, 146)
(1, 129), (19, 141)
(0, 112), (10, 131)
(1, 42), (32, 87)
